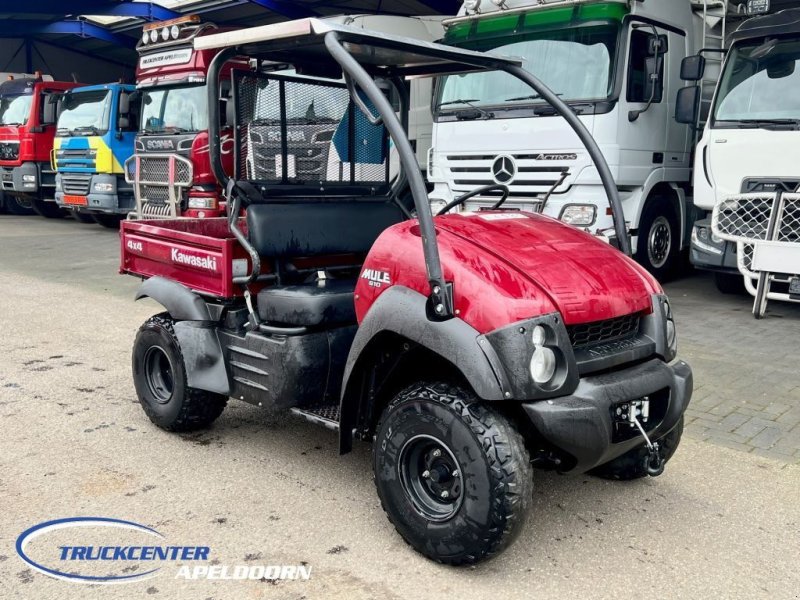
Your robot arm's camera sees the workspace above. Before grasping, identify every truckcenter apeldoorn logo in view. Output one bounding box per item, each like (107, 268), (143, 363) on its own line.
(16, 517), (311, 585)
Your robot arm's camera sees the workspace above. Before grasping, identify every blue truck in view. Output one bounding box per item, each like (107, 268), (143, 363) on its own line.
(53, 83), (140, 227)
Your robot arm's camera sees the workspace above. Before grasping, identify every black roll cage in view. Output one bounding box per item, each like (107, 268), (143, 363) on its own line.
(203, 20), (630, 321)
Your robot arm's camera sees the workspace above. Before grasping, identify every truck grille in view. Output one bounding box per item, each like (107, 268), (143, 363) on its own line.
(0, 141), (19, 161)
(567, 314), (641, 349)
(444, 153), (572, 199)
(61, 173), (91, 196)
(713, 192), (800, 243)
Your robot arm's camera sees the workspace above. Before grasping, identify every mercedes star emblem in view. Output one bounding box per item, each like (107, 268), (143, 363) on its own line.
(492, 155), (516, 185)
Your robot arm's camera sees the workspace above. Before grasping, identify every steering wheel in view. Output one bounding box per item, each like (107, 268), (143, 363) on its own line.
(436, 184), (510, 216)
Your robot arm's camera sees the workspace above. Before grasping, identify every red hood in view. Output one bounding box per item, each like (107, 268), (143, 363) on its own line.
(436, 212), (660, 326)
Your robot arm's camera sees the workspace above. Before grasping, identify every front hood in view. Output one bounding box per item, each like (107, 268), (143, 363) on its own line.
(437, 212), (659, 326)
(706, 129), (800, 199)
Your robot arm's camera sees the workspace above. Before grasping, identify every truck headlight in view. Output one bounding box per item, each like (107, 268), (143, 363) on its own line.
(691, 225), (723, 255)
(93, 182), (114, 193)
(188, 196), (218, 210)
(559, 204), (597, 226)
(22, 175), (36, 183)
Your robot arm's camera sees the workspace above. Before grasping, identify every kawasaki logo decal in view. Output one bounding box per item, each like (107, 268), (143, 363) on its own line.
(171, 248), (218, 271)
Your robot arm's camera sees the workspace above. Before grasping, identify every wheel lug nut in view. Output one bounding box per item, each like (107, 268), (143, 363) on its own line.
(440, 490), (449, 499)
(432, 449), (441, 458)
(452, 470), (459, 478)
(422, 470), (430, 479)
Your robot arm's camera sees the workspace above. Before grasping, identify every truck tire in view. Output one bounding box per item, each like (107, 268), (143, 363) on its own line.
(31, 198), (65, 219)
(714, 272), (746, 295)
(373, 382), (532, 565)
(92, 214), (122, 228)
(132, 314), (228, 432)
(590, 417), (683, 481)
(636, 197), (679, 281)
(3, 195), (35, 215)
(71, 210), (96, 224)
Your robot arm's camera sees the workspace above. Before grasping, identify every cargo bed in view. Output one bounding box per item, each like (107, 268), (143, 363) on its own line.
(120, 218), (251, 298)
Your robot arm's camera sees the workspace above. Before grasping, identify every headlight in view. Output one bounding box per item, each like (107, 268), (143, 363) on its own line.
(142, 31), (149, 45)
(93, 182), (114, 193)
(530, 347), (556, 384)
(559, 204), (597, 227)
(22, 174), (36, 182)
(170, 25), (180, 39)
(188, 196), (218, 210)
(691, 225), (723, 255)
(149, 29), (159, 43)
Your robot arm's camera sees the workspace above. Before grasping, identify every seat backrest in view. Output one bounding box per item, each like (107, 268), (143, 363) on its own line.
(246, 200), (404, 258)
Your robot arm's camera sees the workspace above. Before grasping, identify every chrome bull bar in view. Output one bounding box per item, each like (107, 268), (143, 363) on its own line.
(712, 192), (800, 316)
(125, 153), (193, 219)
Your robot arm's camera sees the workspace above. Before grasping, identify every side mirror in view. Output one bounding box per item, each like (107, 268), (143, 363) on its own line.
(675, 85), (701, 125)
(118, 115), (130, 130)
(118, 91), (130, 115)
(43, 94), (59, 125)
(681, 55), (706, 81)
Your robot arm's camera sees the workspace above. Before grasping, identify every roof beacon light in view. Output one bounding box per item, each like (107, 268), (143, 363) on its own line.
(160, 26), (170, 41)
(149, 29), (158, 43)
(142, 30), (149, 44)
(170, 25), (180, 40)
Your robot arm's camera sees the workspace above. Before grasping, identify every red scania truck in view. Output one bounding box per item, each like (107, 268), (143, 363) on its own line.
(126, 16), (243, 219)
(0, 73), (82, 217)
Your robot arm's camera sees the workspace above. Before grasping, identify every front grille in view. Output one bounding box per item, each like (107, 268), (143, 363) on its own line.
(0, 142), (19, 161)
(567, 313), (641, 349)
(61, 174), (91, 196)
(128, 153), (193, 218)
(443, 152), (572, 197)
(141, 185), (170, 204)
(137, 156), (192, 185)
(713, 192), (800, 244)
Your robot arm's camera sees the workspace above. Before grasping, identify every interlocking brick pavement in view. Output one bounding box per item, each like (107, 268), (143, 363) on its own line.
(665, 272), (800, 464)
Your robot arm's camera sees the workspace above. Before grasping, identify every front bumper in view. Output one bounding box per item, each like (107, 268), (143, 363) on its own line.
(522, 358), (692, 474)
(55, 173), (134, 215)
(1, 163), (39, 193)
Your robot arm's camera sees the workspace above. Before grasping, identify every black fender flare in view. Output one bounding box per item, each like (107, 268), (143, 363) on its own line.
(135, 277), (230, 395)
(338, 286), (505, 453)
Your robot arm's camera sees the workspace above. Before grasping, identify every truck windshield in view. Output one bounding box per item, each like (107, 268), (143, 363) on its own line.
(714, 37), (800, 126)
(0, 93), (33, 126)
(141, 84), (207, 133)
(436, 24), (619, 112)
(57, 90), (111, 135)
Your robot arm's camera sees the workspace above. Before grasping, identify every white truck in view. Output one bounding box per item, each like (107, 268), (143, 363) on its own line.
(683, 3), (800, 316)
(427, 0), (723, 279)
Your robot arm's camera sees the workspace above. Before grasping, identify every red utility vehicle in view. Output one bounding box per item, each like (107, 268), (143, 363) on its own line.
(0, 74), (82, 217)
(121, 20), (692, 565)
(126, 15), (243, 219)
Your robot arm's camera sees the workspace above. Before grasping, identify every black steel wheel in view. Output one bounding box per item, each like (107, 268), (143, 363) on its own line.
(590, 417), (684, 481)
(636, 197), (679, 281)
(373, 382), (532, 565)
(132, 314), (227, 432)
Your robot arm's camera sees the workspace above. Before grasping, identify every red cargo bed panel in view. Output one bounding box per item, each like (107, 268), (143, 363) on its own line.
(120, 218), (251, 298)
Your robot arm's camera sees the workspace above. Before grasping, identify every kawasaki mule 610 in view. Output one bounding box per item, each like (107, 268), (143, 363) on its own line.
(120, 19), (692, 565)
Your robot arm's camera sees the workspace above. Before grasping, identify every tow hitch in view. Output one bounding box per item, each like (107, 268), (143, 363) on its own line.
(614, 398), (666, 477)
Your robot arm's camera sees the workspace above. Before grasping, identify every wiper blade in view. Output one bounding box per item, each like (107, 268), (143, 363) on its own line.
(438, 98), (494, 120)
(504, 93), (563, 102)
(719, 118), (800, 129)
(73, 125), (100, 135)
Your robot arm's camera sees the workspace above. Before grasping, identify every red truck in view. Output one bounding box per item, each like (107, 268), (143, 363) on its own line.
(0, 74), (82, 217)
(126, 15), (242, 219)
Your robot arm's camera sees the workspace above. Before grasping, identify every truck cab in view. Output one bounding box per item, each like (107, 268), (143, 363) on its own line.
(53, 83), (140, 227)
(0, 74), (81, 218)
(428, 0), (720, 279)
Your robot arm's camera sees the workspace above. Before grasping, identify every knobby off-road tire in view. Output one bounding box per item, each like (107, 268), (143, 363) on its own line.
(132, 314), (227, 432)
(590, 417), (684, 481)
(373, 382), (533, 565)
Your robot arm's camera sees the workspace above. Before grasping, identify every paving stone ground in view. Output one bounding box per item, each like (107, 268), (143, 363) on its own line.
(665, 272), (800, 464)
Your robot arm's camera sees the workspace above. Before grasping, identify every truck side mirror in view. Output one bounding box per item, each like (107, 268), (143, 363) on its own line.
(42, 94), (59, 125)
(675, 85), (701, 125)
(681, 55), (706, 81)
(118, 91), (130, 115)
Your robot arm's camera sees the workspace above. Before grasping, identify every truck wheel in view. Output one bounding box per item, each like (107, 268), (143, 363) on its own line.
(3, 195), (35, 215)
(71, 210), (96, 224)
(714, 272), (746, 295)
(373, 382), (532, 565)
(636, 197), (679, 281)
(590, 417), (683, 481)
(92, 214), (122, 228)
(132, 314), (228, 432)
(31, 198), (65, 219)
